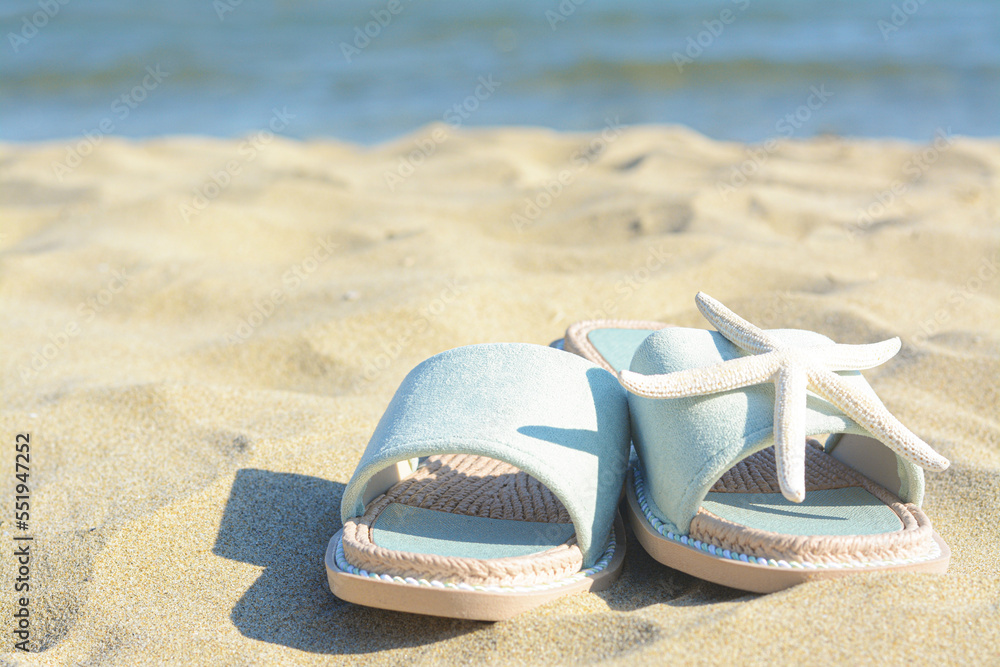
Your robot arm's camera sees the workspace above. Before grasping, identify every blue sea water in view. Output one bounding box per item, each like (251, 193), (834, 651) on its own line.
(1, 0), (997, 144)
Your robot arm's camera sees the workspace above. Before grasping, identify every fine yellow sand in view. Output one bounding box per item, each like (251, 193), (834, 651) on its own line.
(1, 125), (998, 666)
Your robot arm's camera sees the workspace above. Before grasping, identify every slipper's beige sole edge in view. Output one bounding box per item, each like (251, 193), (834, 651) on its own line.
(325, 512), (627, 621)
(624, 477), (950, 593)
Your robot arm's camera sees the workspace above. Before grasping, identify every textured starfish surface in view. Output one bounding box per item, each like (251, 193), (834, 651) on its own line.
(619, 292), (950, 502)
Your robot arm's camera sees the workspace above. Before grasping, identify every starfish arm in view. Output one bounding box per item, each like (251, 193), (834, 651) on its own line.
(618, 352), (781, 399)
(695, 292), (780, 355)
(807, 367), (950, 472)
(773, 363), (808, 503)
(812, 338), (901, 371)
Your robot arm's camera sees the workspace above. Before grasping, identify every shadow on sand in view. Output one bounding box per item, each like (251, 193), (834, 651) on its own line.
(214, 468), (485, 655)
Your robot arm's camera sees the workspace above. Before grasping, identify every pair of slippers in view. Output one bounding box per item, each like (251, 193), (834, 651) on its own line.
(326, 293), (951, 620)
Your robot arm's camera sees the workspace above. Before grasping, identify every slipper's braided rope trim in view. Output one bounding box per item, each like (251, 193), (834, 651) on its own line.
(634, 458), (942, 569)
(333, 528), (617, 594)
(342, 454), (587, 586)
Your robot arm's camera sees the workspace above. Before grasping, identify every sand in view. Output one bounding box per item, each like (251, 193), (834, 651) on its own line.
(1, 124), (998, 666)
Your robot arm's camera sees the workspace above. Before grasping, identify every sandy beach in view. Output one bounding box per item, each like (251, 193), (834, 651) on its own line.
(1, 125), (998, 665)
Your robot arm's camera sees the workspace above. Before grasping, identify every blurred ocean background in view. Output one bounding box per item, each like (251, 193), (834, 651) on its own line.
(2, 0), (998, 144)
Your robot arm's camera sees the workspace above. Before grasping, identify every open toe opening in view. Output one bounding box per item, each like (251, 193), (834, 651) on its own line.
(687, 440), (937, 566)
(701, 440), (904, 537)
(340, 454), (594, 587)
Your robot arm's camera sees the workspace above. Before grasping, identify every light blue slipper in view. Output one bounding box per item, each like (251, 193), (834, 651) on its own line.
(561, 296), (950, 592)
(327, 343), (630, 620)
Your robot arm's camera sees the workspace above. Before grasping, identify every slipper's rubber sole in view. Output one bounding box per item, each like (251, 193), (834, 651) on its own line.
(624, 476), (950, 593)
(326, 512), (627, 621)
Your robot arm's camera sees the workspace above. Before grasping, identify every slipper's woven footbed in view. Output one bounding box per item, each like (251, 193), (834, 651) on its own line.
(340, 454), (588, 587)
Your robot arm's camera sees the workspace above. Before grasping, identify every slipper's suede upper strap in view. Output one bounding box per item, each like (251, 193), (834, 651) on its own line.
(627, 328), (925, 534)
(340, 343), (631, 568)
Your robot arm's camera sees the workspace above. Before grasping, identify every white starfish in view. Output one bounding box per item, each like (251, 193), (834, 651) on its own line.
(619, 292), (950, 503)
